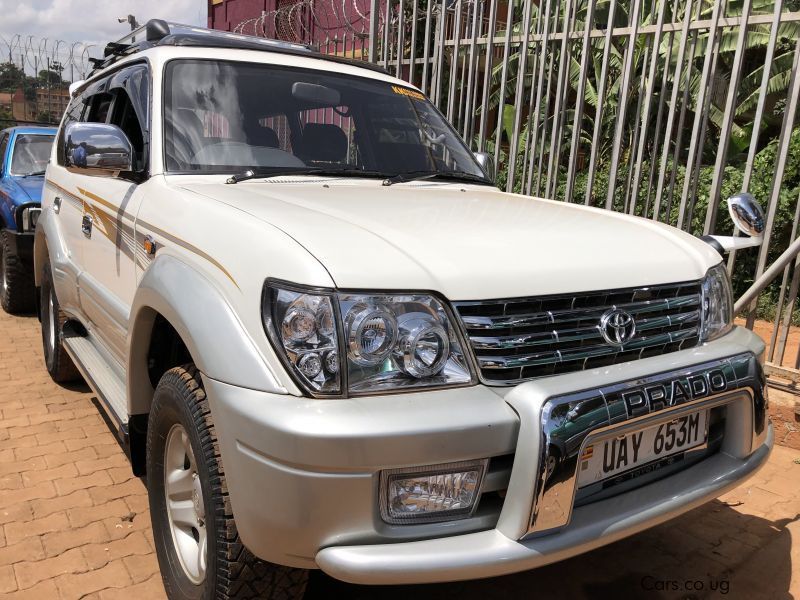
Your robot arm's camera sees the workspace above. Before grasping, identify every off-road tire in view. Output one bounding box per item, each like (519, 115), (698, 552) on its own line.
(0, 229), (35, 314)
(40, 261), (81, 383)
(148, 365), (309, 600)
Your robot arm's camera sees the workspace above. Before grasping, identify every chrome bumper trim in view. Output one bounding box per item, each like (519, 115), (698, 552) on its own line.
(526, 351), (766, 537)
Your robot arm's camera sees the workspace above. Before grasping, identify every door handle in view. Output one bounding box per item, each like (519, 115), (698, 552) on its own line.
(81, 214), (92, 238)
(53, 196), (62, 214)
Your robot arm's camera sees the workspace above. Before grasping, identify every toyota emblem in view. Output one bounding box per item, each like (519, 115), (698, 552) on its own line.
(599, 308), (636, 346)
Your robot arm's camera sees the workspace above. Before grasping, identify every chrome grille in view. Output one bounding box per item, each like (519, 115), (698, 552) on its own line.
(453, 282), (703, 384)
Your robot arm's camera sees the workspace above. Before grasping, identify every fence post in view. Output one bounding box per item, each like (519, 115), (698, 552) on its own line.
(368, 0), (379, 63)
(746, 38), (800, 327)
(704, 0), (753, 235)
(604, 0), (643, 210)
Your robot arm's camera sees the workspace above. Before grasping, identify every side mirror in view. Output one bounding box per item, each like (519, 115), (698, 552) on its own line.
(64, 122), (133, 174)
(702, 193), (766, 254)
(474, 151), (495, 182)
(727, 192), (765, 238)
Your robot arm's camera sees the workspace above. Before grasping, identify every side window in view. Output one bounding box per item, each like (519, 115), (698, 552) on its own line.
(0, 134), (9, 174)
(108, 64), (149, 173)
(85, 92), (114, 124)
(109, 89), (144, 170)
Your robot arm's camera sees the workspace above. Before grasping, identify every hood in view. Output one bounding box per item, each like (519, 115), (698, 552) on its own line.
(176, 178), (721, 300)
(8, 175), (45, 204)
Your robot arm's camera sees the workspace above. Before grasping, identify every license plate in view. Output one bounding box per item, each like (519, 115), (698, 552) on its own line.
(577, 410), (708, 488)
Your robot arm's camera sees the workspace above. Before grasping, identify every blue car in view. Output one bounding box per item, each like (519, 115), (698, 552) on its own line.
(0, 126), (57, 313)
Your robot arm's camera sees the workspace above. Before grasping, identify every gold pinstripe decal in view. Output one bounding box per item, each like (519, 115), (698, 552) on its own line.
(134, 219), (240, 290)
(45, 181), (239, 290)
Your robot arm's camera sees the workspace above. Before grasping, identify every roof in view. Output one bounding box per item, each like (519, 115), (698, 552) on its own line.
(90, 19), (389, 77)
(1, 126), (58, 136)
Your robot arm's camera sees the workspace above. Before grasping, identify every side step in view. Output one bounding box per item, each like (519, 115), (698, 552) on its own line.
(62, 330), (129, 443)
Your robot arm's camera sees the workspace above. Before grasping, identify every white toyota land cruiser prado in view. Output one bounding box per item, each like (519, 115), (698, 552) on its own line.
(35, 19), (773, 600)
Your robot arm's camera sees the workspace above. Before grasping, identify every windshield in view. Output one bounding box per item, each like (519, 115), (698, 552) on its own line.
(163, 59), (486, 180)
(10, 134), (54, 176)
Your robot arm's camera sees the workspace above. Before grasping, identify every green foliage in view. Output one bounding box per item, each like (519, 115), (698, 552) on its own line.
(0, 62), (26, 92)
(524, 127), (800, 321)
(471, 0), (798, 196)
(0, 61), (47, 101)
(0, 105), (14, 127)
(37, 69), (62, 86)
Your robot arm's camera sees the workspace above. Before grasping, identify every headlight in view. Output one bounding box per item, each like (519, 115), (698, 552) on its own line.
(262, 285), (341, 395)
(262, 281), (474, 396)
(700, 263), (733, 342)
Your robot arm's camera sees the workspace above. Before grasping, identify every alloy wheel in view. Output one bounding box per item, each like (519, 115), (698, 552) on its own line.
(164, 423), (207, 584)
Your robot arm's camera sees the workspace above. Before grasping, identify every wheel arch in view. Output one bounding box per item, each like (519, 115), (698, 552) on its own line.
(33, 224), (48, 286)
(0, 201), (13, 233)
(128, 253), (287, 418)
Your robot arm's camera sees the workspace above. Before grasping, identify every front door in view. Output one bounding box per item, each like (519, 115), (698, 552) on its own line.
(44, 94), (90, 319)
(75, 65), (150, 364)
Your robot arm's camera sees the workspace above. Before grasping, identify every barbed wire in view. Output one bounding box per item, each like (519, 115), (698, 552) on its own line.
(231, 0), (463, 46)
(0, 33), (99, 82)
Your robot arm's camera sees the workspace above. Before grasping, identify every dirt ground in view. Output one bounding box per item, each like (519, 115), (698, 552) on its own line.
(770, 389), (800, 450)
(0, 308), (798, 599)
(746, 318), (800, 370)
(738, 318), (800, 451)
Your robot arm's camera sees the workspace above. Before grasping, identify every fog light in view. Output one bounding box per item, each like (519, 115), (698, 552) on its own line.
(380, 460), (487, 524)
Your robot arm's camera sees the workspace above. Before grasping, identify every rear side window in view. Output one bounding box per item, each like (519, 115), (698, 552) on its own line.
(56, 94), (86, 167)
(56, 96), (87, 165)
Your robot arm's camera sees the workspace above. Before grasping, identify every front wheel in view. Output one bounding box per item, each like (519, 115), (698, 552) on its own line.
(147, 365), (308, 600)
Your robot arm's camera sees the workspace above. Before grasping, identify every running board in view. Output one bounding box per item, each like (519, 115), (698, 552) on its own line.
(62, 330), (129, 443)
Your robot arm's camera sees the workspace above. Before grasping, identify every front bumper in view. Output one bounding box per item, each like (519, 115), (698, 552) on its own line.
(318, 426), (772, 584)
(204, 326), (772, 581)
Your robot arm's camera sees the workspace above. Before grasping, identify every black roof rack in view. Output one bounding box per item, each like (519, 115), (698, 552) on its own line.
(90, 19), (389, 76)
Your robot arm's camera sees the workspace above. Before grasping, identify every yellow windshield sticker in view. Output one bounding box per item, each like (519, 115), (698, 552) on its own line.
(391, 85), (425, 101)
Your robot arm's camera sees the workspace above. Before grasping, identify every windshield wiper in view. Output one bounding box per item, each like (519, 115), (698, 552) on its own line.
(225, 167), (393, 184)
(21, 170), (46, 178)
(381, 170), (491, 186)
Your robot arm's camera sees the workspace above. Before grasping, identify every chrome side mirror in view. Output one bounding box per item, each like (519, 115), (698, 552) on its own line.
(701, 193), (766, 254)
(473, 151), (495, 182)
(727, 192), (765, 238)
(64, 122), (133, 174)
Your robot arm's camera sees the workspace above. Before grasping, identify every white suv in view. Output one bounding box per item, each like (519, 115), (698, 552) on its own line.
(36, 19), (772, 600)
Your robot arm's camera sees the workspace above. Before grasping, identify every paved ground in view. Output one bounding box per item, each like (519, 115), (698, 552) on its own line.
(0, 307), (798, 599)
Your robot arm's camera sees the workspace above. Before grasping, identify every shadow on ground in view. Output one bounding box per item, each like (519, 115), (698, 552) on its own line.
(305, 500), (796, 599)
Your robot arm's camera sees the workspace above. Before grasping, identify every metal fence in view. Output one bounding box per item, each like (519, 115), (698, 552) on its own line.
(5, 3), (800, 385)
(249, 0), (800, 386)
